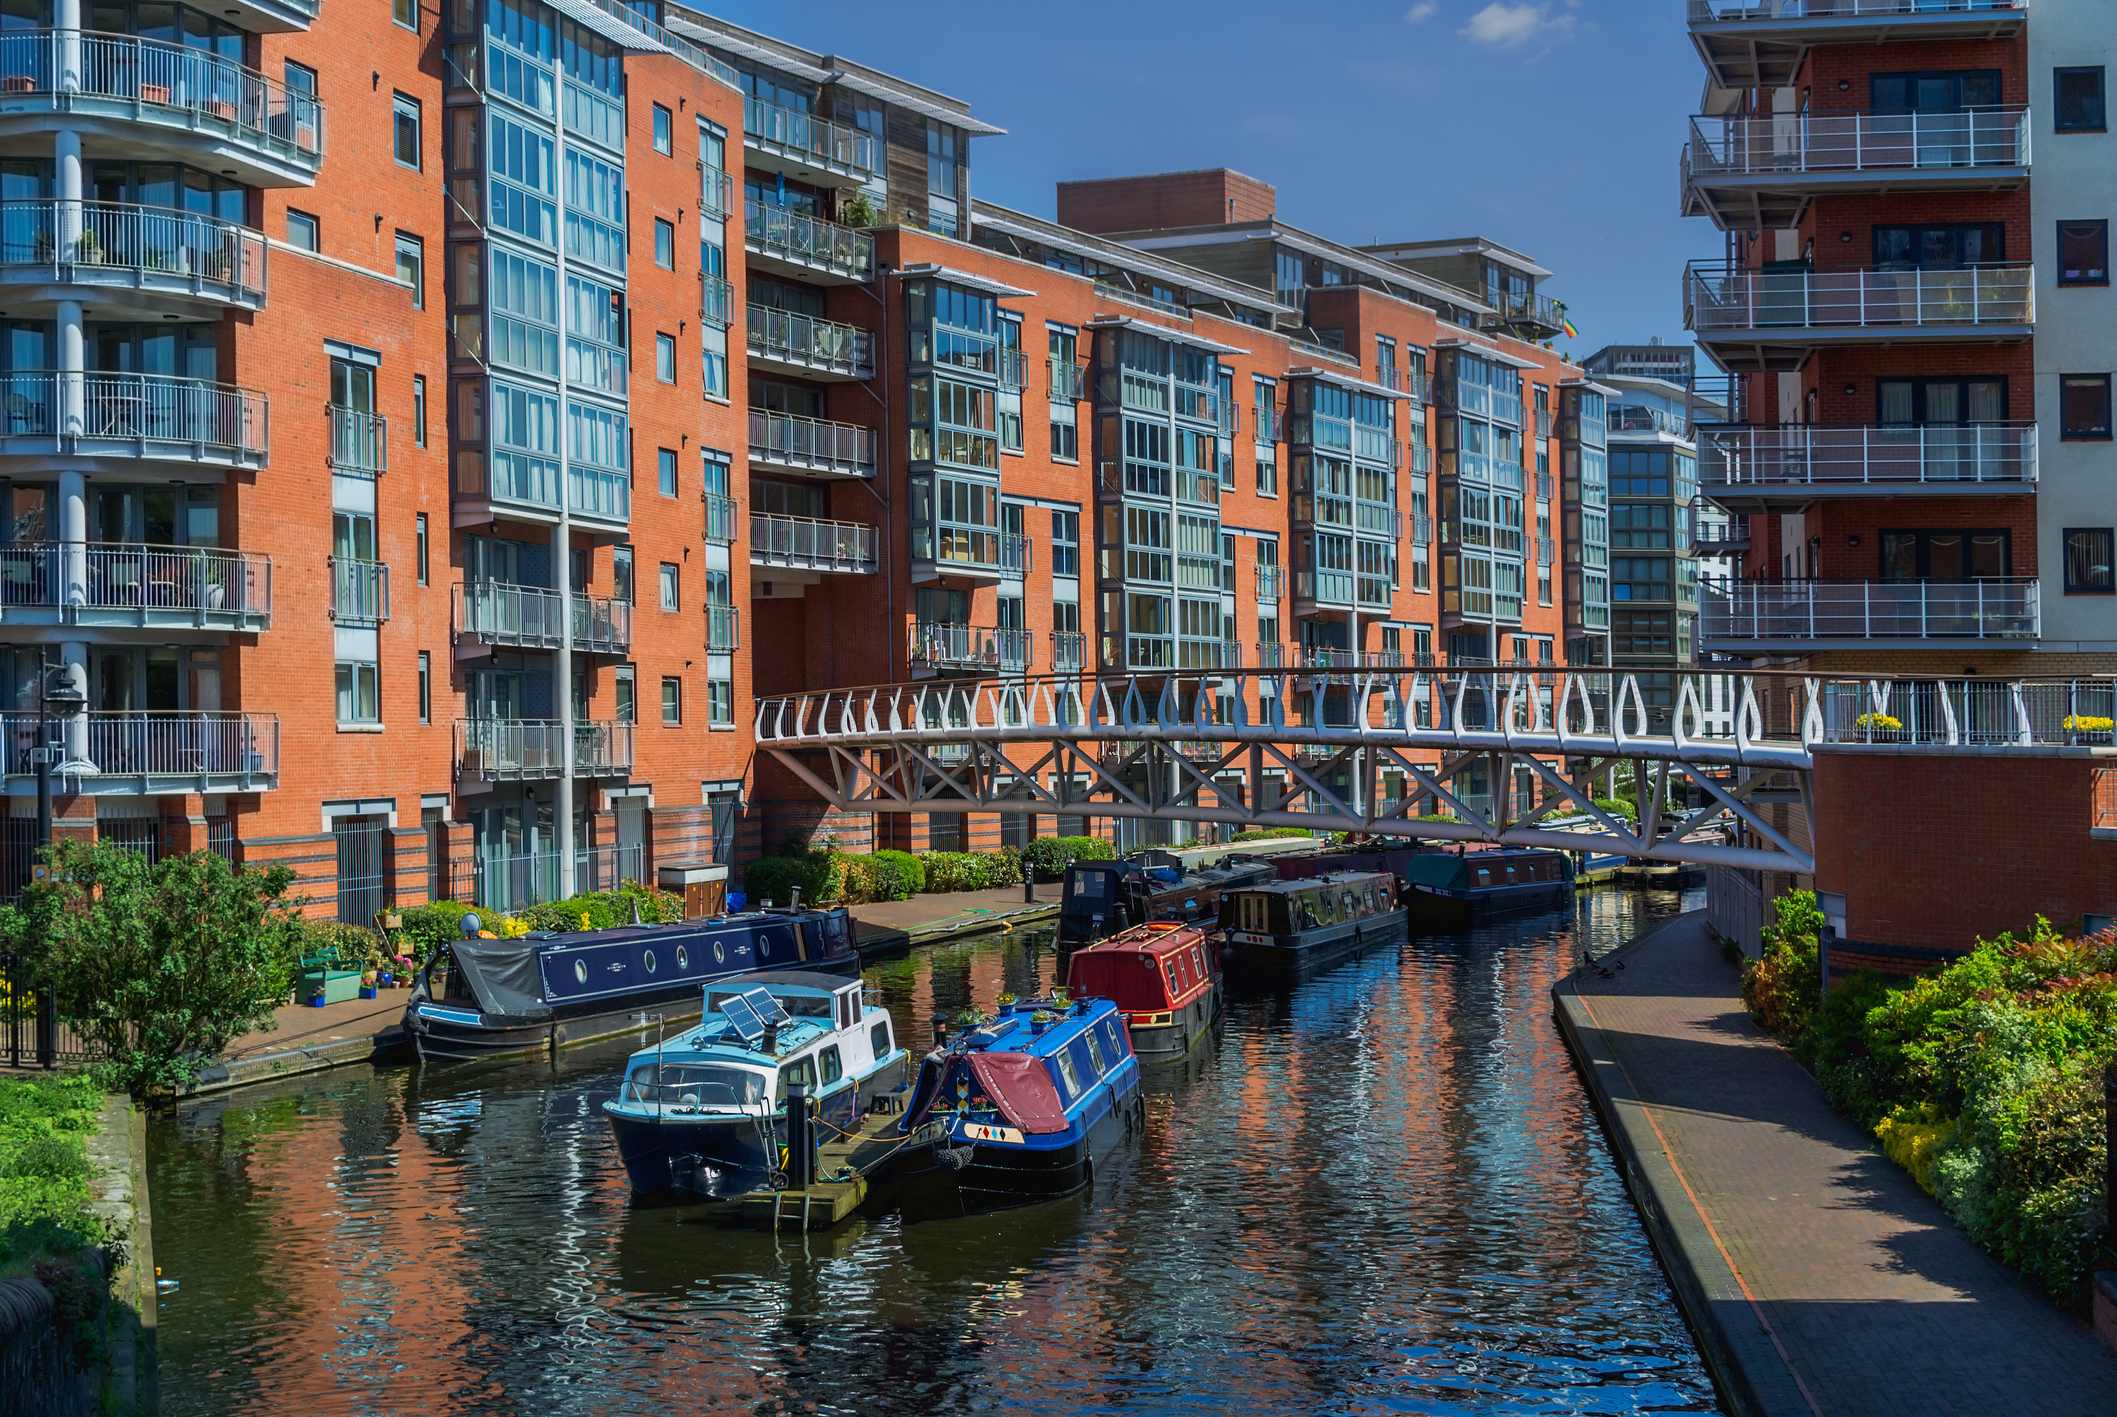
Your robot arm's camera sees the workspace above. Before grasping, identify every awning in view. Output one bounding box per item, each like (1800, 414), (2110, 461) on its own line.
(825, 68), (1005, 136)
(1084, 314), (1249, 358)
(896, 263), (1036, 299)
(1285, 365), (1415, 400)
(666, 18), (828, 80)
(545, 0), (674, 54)
(446, 938), (555, 1020)
(968, 1051), (1070, 1134)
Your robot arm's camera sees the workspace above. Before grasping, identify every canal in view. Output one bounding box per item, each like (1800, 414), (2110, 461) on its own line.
(151, 887), (1717, 1416)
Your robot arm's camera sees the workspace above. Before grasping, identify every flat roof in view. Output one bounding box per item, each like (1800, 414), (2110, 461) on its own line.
(972, 201), (1298, 321)
(1359, 236), (1553, 280)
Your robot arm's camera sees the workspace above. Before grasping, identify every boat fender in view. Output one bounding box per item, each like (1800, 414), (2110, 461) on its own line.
(938, 1145), (975, 1172)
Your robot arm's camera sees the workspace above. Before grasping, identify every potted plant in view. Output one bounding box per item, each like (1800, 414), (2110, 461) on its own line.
(1853, 711), (1904, 741)
(72, 229), (102, 264)
(839, 190), (879, 229)
(358, 970), (378, 1000)
(30, 231), (52, 263)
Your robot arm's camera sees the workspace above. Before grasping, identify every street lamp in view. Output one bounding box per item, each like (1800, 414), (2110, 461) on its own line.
(35, 659), (86, 849)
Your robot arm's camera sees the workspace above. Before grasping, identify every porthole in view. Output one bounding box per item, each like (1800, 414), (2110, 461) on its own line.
(573, 959), (588, 984)
(643, 950), (656, 975)
(760, 935), (772, 958)
(713, 941), (726, 964)
(676, 946), (689, 970)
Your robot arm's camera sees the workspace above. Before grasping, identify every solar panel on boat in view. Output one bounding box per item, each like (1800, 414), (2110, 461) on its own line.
(719, 994), (767, 1046)
(739, 986), (791, 1026)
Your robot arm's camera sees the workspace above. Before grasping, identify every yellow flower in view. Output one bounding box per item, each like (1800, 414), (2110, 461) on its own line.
(1854, 712), (1902, 732)
(2063, 714), (2113, 733)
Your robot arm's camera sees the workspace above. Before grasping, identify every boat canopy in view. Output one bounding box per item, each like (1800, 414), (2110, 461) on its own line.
(967, 1052), (1070, 1134)
(1401, 855), (1469, 889)
(445, 939), (554, 1019)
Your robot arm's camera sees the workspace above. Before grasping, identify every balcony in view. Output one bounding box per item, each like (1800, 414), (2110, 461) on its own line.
(1695, 521), (1753, 556)
(1684, 261), (2033, 372)
(745, 306), (873, 381)
(1254, 564), (1284, 600)
(1254, 404), (1280, 442)
(0, 201), (265, 314)
(1688, 1), (2028, 92)
(698, 275), (733, 330)
(703, 493), (737, 545)
(1295, 568), (1356, 609)
(1700, 423), (2036, 510)
(1297, 648), (1408, 671)
(748, 408), (876, 481)
(455, 718), (633, 782)
(925, 531), (1030, 583)
(1683, 109), (2030, 229)
(328, 557), (388, 627)
(0, 32), (325, 186)
(699, 163), (734, 222)
(0, 710), (276, 794)
(1489, 290), (1567, 338)
(1049, 358), (1086, 402)
(707, 604), (739, 652)
(0, 542), (269, 630)
(909, 622), (1031, 676)
(0, 371), (267, 472)
(998, 348), (1027, 392)
(745, 200), (874, 284)
(327, 405), (385, 477)
(1051, 630), (1087, 673)
(453, 581), (631, 655)
(1701, 577), (2038, 650)
(1255, 642), (1286, 669)
(742, 95), (880, 187)
(750, 512), (877, 576)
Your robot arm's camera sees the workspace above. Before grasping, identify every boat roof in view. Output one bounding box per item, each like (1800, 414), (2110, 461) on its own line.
(956, 999), (1118, 1060)
(1074, 920), (1212, 958)
(1237, 870), (1394, 895)
(704, 969), (860, 997)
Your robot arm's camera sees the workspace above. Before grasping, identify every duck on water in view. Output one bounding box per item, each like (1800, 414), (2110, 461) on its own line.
(404, 899), (862, 1063)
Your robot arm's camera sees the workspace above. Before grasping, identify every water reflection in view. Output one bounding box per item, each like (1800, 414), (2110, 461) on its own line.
(151, 887), (1714, 1416)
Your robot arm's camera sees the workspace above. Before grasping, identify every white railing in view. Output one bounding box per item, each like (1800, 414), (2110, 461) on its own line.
(454, 582), (631, 654)
(746, 306), (873, 378)
(454, 719), (633, 779)
(0, 200), (265, 301)
(707, 604), (739, 651)
(328, 405), (385, 476)
(749, 512), (877, 574)
(0, 710), (277, 781)
(0, 31), (324, 164)
(909, 623), (1032, 673)
(1687, 108), (2030, 179)
(703, 493), (738, 544)
(1686, 261), (2033, 332)
(0, 370), (267, 456)
(1701, 423), (2036, 488)
(0, 542), (268, 621)
(328, 557), (388, 626)
(748, 408), (876, 478)
(1812, 677), (2113, 747)
(743, 96), (880, 178)
(1689, 0), (2023, 19)
(1702, 578), (2039, 641)
(745, 199), (873, 281)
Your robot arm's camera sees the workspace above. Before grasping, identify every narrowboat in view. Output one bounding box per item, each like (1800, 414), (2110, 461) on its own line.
(885, 995), (1144, 1214)
(404, 903), (862, 1062)
(1401, 848), (1575, 931)
(601, 972), (910, 1203)
(1064, 920), (1220, 1065)
(1055, 851), (1278, 948)
(1218, 870), (1408, 982)
(1271, 837), (1446, 886)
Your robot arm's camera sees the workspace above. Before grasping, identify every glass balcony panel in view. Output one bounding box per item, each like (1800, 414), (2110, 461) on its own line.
(1701, 578), (2040, 641)
(748, 511), (877, 574)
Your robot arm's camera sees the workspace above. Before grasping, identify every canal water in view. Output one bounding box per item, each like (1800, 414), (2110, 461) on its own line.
(150, 887), (1717, 1416)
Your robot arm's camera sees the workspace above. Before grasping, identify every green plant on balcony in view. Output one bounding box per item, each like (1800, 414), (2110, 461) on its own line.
(70, 230), (102, 265)
(1854, 711), (1903, 734)
(838, 190), (879, 228)
(143, 246), (177, 273)
(30, 231), (53, 263)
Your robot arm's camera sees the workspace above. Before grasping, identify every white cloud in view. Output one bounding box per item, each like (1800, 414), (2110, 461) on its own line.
(1460, 1), (1574, 47)
(1404, 1), (1438, 21)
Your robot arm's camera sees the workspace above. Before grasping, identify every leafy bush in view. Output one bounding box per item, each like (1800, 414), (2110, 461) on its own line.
(1231, 829), (1314, 842)
(744, 851), (832, 907)
(395, 901), (482, 958)
(875, 849), (926, 896)
(1738, 889), (1825, 1040)
(1874, 1103), (1957, 1195)
(918, 848), (1023, 893)
(1020, 836), (1112, 881)
(1590, 798), (1638, 825)
(0, 1074), (110, 1359)
(299, 918), (379, 969)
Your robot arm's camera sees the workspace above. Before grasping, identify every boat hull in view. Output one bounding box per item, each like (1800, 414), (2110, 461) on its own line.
(1407, 880), (1572, 933)
(607, 1057), (909, 1203)
(1222, 907), (1409, 983)
(1124, 985), (1221, 1067)
(879, 1075), (1144, 1218)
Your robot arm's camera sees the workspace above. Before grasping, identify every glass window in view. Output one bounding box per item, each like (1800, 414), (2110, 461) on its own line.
(2064, 529), (2114, 594)
(818, 1045), (842, 1085)
(661, 676), (681, 724)
(615, 665), (635, 723)
(2062, 375), (2112, 440)
(871, 1020), (892, 1058)
(707, 676), (732, 726)
(286, 209), (318, 251)
(658, 447), (677, 497)
(2059, 221), (2109, 286)
(658, 562), (679, 610)
(393, 93), (421, 170)
(2056, 67), (2107, 133)
(612, 546), (633, 603)
(416, 651), (430, 723)
(655, 332), (675, 383)
(415, 512), (429, 584)
(393, 0), (416, 28)
(412, 374), (427, 446)
(1051, 1049), (1081, 1101)
(1872, 223), (2004, 270)
(1051, 509), (1079, 577)
(335, 662), (380, 724)
(395, 232), (423, 308)
(654, 217), (674, 269)
(1869, 69), (2002, 115)
(651, 102), (672, 154)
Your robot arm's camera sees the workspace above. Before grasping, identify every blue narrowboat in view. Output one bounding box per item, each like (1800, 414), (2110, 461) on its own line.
(1402, 848), (1574, 931)
(884, 996), (1144, 1215)
(404, 904), (861, 1062)
(601, 972), (910, 1202)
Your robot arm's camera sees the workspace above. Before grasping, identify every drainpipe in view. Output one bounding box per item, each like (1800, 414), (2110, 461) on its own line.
(551, 48), (576, 899)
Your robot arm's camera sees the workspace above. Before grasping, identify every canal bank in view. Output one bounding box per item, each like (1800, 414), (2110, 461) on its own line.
(1555, 911), (2117, 1417)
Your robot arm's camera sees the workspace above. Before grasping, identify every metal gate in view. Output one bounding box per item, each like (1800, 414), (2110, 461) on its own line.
(0, 954), (98, 1068)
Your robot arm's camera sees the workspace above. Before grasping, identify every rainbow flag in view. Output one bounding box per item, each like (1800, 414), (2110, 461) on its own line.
(1562, 318), (1580, 339)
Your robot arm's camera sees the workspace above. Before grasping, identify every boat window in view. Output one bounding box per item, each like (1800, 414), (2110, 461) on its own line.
(871, 1020), (893, 1058)
(1363, 887), (1376, 912)
(574, 959), (589, 984)
(1083, 1029), (1105, 1075)
(775, 1057), (817, 1102)
(1341, 891), (1357, 918)
(1476, 869), (1492, 884)
(759, 932), (774, 959)
(818, 1046), (843, 1085)
(1052, 1049), (1082, 1101)
(1164, 961), (1182, 997)
(1100, 1018), (1128, 1060)
(643, 949), (656, 974)
(623, 1062), (764, 1107)
(676, 946), (689, 970)
(1505, 866), (1517, 883)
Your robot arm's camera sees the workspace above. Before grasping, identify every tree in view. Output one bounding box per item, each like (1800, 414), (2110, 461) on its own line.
(1, 842), (306, 1099)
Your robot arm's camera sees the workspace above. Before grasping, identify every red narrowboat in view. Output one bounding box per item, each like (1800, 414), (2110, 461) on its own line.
(1063, 920), (1221, 1066)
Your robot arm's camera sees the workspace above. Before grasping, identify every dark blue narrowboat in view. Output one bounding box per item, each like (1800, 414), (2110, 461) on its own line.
(1055, 852), (1278, 948)
(1401, 848), (1574, 931)
(404, 904), (861, 1063)
(1218, 870), (1408, 982)
(881, 997), (1144, 1216)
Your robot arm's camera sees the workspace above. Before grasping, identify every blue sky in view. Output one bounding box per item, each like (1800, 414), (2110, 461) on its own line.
(706, 0), (1716, 355)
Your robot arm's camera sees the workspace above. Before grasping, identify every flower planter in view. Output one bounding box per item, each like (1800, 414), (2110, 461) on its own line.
(139, 83), (172, 105)
(202, 100), (236, 121)
(0, 75), (37, 93)
(358, 986), (378, 1000)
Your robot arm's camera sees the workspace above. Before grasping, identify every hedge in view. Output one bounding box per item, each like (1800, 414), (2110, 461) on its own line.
(918, 848), (1022, 893)
(1231, 828), (1314, 843)
(1021, 835), (1114, 882)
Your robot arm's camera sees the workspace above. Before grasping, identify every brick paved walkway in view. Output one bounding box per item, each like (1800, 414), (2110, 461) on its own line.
(1561, 911), (2117, 1417)
(225, 994), (407, 1061)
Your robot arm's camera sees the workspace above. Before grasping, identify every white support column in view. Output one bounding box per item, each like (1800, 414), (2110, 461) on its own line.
(59, 641), (86, 764)
(57, 469), (85, 610)
(54, 0), (79, 95)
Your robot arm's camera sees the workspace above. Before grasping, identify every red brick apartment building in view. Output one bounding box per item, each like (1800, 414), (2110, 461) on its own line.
(1682, 0), (2115, 678)
(0, 0), (1609, 917)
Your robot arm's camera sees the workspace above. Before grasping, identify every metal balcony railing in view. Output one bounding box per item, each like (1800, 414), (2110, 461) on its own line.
(1000, 534), (1032, 576)
(748, 407), (876, 478)
(1686, 109), (2030, 183)
(743, 95), (880, 180)
(1494, 291), (1567, 331)
(702, 493), (738, 545)
(328, 556), (388, 626)
(453, 581), (631, 654)
(1093, 279), (1188, 318)
(1049, 358), (1086, 402)
(746, 305), (873, 378)
(328, 405), (385, 476)
(745, 199), (873, 281)
(998, 348), (1027, 392)
(1254, 404), (1280, 442)
(698, 163), (734, 221)
(0, 370), (267, 458)
(1051, 630), (1086, 673)
(1814, 678), (2114, 748)
(698, 274), (733, 330)
(1409, 514), (1434, 547)
(0, 710), (277, 783)
(1254, 564), (1284, 600)
(1253, 643), (1286, 669)
(910, 622), (1031, 673)
(1702, 578), (2039, 642)
(0, 542), (269, 625)
(0, 200), (265, 304)
(749, 512), (877, 574)
(1607, 403), (1692, 437)
(455, 718), (633, 780)
(707, 603), (740, 651)
(0, 31), (325, 168)
(1685, 261), (2034, 333)
(1702, 423), (2037, 490)
(1688, 0), (2024, 21)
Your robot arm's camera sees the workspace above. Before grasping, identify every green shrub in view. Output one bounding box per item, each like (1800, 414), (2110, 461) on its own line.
(0, 1074), (109, 1341)
(1231, 828), (1314, 842)
(743, 851), (832, 907)
(875, 849), (926, 896)
(1739, 889), (1825, 1040)
(300, 918), (379, 969)
(1590, 798), (1637, 824)
(1020, 836), (1110, 881)
(917, 848), (1023, 893)
(395, 901), (480, 958)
